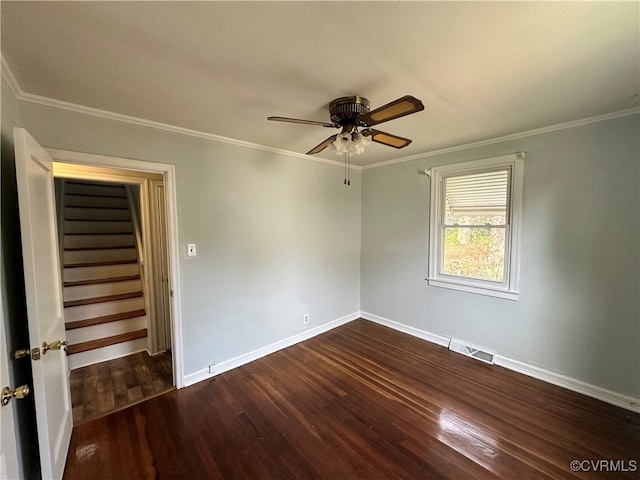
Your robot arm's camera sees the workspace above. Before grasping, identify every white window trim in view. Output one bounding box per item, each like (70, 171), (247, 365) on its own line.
(426, 153), (525, 301)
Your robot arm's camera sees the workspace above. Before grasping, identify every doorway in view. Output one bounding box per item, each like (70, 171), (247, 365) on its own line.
(49, 150), (184, 423)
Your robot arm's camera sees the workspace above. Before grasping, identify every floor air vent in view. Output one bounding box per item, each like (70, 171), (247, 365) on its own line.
(449, 339), (494, 365)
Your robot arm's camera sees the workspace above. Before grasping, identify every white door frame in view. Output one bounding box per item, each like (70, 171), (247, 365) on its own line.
(45, 148), (185, 388)
(148, 180), (172, 353)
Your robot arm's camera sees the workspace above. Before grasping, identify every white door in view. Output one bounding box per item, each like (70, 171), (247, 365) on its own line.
(1, 300), (21, 480)
(14, 128), (72, 480)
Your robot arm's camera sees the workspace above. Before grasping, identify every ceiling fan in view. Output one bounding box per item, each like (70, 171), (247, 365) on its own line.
(267, 95), (424, 156)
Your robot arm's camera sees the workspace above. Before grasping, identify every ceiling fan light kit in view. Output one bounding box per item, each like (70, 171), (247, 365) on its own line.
(268, 94), (424, 185)
(330, 131), (371, 155)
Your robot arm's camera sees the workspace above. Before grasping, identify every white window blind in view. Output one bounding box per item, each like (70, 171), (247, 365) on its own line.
(444, 170), (509, 220)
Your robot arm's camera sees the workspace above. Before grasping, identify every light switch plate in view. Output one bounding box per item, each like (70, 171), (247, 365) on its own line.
(186, 243), (197, 257)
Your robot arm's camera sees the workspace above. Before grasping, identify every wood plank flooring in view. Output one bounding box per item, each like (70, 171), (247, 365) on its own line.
(69, 350), (173, 425)
(63, 320), (640, 479)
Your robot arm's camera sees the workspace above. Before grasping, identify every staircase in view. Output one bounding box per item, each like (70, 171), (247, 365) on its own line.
(60, 180), (149, 370)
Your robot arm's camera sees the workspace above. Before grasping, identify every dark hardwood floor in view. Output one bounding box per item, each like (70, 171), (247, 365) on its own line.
(63, 319), (639, 479)
(69, 350), (173, 425)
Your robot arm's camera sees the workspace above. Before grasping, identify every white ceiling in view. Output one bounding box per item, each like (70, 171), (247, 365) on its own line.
(2, 1), (638, 167)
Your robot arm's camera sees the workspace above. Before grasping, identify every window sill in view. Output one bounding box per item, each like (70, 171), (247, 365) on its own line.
(426, 278), (520, 301)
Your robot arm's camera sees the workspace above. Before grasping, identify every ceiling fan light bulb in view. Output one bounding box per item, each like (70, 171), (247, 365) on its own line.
(332, 129), (371, 155)
(352, 132), (370, 155)
(333, 133), (352, 155)
(354, 132), (370, 146)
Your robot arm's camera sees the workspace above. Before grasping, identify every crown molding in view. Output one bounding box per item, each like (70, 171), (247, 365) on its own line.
(362, 107), (640, 170)
(1, 55), (25, 98)
(3, 56), (634, 172)
(18, 91), (352, 169)
(0, 57), (361, 170)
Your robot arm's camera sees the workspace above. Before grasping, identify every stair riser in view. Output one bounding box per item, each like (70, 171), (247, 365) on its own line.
(64, 183), (127, 198)
(64, 234), (135, 249)
(63, 279), (143, 302)
(67, 338), (147, 370)
(65, 207), (131, 221)
(64, 220), (133, 234)
(63, 263), (140, 283)
(64, 297), (146, 322)
(64, 248), (137, 265)
(65, 194), (129, 209)
(66, 316), (147, 344)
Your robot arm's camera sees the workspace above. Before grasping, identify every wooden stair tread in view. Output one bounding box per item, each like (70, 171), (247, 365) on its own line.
(65, 309), (146, 330)
(64, 259), (138, 268)
(64, 291), (143, 308)
(66, 329), (147, 355)
(64, 220), (132, 224)
(64, 275), (141, 288)
(63, 190), (126, 196)
(64, 203), (129, 209)
(64, 184), (127, 198)
(64, 245), (136, 251)
(65, 192), (127, 198)
(63, 217), (131, 223)
(64, 231), (133, 236)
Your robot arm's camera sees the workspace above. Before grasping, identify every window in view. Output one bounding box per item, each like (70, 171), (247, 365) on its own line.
(427, 153), (524, 300)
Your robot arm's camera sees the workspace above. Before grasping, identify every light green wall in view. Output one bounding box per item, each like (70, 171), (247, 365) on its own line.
(13, 93), (362, 376)
(361, 114), (640, 397)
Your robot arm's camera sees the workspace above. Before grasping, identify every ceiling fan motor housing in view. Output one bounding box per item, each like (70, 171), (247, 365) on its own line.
(329, 96), (370, 125)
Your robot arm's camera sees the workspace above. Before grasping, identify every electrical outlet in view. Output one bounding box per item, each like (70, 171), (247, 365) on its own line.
(303, 313), (310, 324)
(209, 363), (216, 374)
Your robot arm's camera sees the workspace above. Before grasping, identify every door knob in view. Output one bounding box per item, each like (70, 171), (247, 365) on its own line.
(1, 384), (29, 406)
(42, 340), (68, 355)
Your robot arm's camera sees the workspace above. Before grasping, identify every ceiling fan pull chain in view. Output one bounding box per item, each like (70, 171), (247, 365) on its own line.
(345, 153), (351, 186)
(344, 153), (348, 185)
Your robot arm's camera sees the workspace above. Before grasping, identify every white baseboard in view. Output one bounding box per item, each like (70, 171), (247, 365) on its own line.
(183, 311), (360, 387)
(360, 311), (640, 413)
(493, 355), (640, 413)
(360, 311), (450, 347)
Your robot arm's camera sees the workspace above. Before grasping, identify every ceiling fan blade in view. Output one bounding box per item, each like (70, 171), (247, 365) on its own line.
(362, 129), (413, 149)
(307, 135), (337, 155)
(358, 95), (424, 127)
(267, 116), (337, 128)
